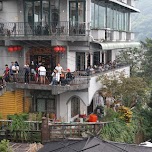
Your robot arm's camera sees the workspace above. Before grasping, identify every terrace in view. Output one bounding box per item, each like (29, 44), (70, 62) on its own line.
(4, 65), (130, 95)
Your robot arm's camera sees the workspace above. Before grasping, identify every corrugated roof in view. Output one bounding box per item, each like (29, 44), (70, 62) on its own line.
(38, 137), (152, 152)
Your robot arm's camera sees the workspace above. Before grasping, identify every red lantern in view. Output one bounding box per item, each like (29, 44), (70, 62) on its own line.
(54, 46), (60, 52)
(17, 46), (22, 51)
(59, 46), (63, 52)
(13, 46), (18, 51)
(8, 46), (14, 52)
(62, 47), (66, 52)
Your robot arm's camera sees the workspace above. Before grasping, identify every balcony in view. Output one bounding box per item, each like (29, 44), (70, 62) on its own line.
(0, 21), (89, 41)
(5, 65), (130, 95)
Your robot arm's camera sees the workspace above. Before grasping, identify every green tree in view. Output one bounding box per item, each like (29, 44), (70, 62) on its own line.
(116, 47), (144, 76)
(141, 38), (152, 84)
(98, 74), (148, 107)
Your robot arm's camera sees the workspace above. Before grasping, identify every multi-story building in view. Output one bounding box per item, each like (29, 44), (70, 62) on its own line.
(0, 0), (140, 121)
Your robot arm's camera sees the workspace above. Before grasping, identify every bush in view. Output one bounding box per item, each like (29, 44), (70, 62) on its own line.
(0, 139), (12, 152)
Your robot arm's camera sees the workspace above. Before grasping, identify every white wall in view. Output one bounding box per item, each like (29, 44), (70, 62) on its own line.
(67, 50), (76, 72)
(0, 46), (22, 75)
(0, 0), (18, 22)
(58, 91), (88, 122)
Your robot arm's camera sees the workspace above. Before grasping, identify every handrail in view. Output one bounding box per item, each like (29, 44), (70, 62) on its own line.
(0, 21), (87, 37)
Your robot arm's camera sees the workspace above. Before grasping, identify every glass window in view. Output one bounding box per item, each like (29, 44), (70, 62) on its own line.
(42, 1), (50, 25)
(98, 4), (105, 29)
(94, 3), (98, 29)
(107, 6), (112, 28)
(34, 1), (41, 23)
(69, 2), (77, 25)
(91, 0), (130, 31)
(71, 97), (80, 117)
(91, 2), (95, 28)
(25, 1), (33, 25)
(78, 2), (85, 23)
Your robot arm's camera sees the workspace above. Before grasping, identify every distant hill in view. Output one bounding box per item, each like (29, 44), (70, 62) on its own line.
(132, 0), (152, 41)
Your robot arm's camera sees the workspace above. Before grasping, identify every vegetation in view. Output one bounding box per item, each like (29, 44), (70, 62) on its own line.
(6, 113), (42, 142)
(99, 41), (152, 143)
(98, 73), (148, 108)
(0, 139), (12, 152)
(116, 47), (144, 76)
(8, 114), (29, 142)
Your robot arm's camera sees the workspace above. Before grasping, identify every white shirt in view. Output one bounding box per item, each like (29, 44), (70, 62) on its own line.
(38, 66), (46, 76)
(55, 66), (63, 74)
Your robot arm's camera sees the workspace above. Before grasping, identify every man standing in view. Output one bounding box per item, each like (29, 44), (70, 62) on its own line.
(24, 64), (30, 84)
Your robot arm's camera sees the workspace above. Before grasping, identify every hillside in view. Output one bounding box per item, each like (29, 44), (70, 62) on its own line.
(132, 0), (152, 41)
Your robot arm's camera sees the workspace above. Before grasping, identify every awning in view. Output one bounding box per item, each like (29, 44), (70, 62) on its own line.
(109, 0), (140, 13)
(98, 42), (141, 51)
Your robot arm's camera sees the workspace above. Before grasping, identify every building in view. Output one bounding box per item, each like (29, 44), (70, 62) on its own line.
(38, 137), (152, 152)
(0, 0), (140, 121)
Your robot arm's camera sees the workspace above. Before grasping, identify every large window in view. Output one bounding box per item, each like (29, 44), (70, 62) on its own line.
(91, 0), (130, 31)
(69, 0), (85, 24)
(24, 0), (59, 29)
(91, 1), (105, 29)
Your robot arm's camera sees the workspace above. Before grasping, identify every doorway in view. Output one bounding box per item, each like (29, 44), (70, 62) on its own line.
(76, 52), (85, 71)
(69, 1), (86, 35)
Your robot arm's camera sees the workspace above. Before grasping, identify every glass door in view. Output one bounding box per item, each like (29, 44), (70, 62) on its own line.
(69, 1), (85, 35)
(76, 52), (85, 71)
(24, 1), (34, 35)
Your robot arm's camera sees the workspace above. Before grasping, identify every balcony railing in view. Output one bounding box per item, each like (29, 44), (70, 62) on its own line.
(0, 21), (87, 37)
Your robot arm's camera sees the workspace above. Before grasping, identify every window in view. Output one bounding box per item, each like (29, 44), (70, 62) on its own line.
(91, 0), (130, 31)
(71, 97), (80, 117)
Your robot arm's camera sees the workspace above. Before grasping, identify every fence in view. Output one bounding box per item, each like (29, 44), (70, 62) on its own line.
(0, 118), (112, 143)
(41, 117), (112, 143)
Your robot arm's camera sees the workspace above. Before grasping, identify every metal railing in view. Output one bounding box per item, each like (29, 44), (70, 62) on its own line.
(2, 69), (90, 87)
(0, 21), (87, 37)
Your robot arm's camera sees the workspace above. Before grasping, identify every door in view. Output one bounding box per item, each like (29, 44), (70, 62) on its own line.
(69, 1), (85, 35)
(76, 52), (85, 71)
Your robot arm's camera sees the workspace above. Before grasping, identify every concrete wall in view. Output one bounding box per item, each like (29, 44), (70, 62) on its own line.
(67, 51), (76, 72)
(0, 46), (23, 75)
(0, 0), (18, 22)
(58, 91), (88, 122)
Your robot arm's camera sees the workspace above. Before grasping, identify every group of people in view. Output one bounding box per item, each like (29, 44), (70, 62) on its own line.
(3, 61), (20, 83)
(85, 60), (118, 76)
(3, 61), (74, 86)
(50, 63), (74, 86)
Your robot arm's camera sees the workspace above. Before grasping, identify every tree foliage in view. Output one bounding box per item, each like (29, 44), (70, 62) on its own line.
(116, 47), (144, 76)
(98, 73), (148, 107)
(140, 38), (152, 84)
